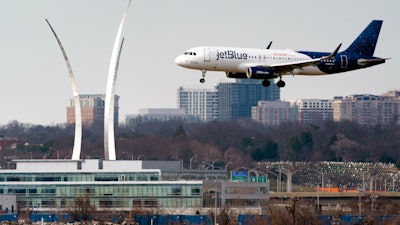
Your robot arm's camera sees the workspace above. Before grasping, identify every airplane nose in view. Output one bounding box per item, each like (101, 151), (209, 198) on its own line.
(175, 55), (185, 67)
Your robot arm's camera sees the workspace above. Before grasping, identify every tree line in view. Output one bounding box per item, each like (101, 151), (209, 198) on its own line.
(0, 119), (399, 169)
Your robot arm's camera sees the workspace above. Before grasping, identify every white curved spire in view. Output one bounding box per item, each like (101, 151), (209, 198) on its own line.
(46, 19), (82, 160)
(104, 0), (131, 160)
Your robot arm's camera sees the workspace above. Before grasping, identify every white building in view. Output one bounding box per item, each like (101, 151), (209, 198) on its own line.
(125, 108), (194, 123)
(333, 94), (400, 126)
(251, 101), (298, 125)
(177, 86), (219, 121)
(0, 159), (203, 212)
(290, 99), (333, 124)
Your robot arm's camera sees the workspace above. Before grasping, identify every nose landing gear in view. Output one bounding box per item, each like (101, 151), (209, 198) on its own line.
(200, 70), (207, 83)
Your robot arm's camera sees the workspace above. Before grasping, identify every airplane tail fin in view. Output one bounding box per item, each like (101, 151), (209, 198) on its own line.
(343, 20), (383, 57)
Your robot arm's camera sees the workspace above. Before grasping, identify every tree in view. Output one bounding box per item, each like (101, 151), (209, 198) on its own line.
(287, 137), (302, 161)
(251, 139), (279, 161)
(300, 131), (313, 152)
(69, 192), (95, 221)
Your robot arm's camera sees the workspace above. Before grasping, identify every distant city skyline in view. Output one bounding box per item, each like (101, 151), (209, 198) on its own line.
(1, 0), (399, 125)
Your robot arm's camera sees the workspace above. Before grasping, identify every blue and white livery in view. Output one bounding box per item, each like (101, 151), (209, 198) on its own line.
(175, 20), (386, 88)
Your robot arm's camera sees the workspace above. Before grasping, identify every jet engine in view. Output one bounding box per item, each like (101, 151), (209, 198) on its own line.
(225, 72), (247, 78)
(246, 67), (275, 79)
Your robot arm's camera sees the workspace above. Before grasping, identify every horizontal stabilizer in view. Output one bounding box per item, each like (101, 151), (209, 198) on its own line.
(357, 58), (387, 66)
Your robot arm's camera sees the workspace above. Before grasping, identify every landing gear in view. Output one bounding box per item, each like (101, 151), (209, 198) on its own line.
(200, 70), (207, 83)
(277, 79), (286, 88)
(262, 79), (271, 87)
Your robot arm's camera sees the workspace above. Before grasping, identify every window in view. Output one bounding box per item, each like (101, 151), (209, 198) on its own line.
(15, 189), (26, 194)
(35, 177), (61, 182)
(7, 176), (22, 181)
(42, 200), (55, 207)
(171, 187), (182, 196)
(100, 200), (113, 208)
(184, 52), (196, 56)
(144, 199), (158, 207)
(132, 199), (142, 207)
(137, 176), (147, 181)
(42, 189), (56, 195)
(95, 176), (118, 181)
(191, 188), (201, 196)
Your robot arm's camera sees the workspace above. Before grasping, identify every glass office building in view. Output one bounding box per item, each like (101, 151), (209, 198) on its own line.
(0, 160), (202, 212)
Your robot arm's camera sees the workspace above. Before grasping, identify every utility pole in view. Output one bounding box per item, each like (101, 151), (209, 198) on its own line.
(358, 189), (364, 215)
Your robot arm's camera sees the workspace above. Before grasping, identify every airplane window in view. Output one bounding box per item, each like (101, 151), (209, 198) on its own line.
(184, 52), (197, 56)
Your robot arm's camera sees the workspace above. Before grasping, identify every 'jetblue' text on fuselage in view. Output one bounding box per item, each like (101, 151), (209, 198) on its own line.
(216, 50), (248, 60)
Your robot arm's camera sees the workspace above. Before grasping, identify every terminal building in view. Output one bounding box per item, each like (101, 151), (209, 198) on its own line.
(0, 160), (202, 212)
(0, 159), (269, 213)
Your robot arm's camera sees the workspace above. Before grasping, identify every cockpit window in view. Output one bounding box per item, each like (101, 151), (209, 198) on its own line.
(184, 52), (197, 56)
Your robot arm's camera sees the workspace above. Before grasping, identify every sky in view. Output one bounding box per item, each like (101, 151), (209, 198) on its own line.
(1, 0), (399, 125)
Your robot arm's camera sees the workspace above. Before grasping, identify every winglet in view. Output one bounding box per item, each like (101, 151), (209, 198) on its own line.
(324, 43), (342, 60)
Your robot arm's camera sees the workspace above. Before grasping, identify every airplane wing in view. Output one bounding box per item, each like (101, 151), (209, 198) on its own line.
(257, 43), (342, 74)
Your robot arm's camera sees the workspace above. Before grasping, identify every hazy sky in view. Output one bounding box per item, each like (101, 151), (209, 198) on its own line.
(1, 0), (399, 125)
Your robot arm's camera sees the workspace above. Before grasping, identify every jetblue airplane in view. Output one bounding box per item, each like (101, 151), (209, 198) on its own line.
(175, 20), (386, 88)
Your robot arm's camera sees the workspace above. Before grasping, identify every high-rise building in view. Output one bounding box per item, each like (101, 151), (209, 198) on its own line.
(177, 86), (219, 121)
(67, 94), (119, 126)
(218, 79), (280, 121)
(333, 93), (400, 126)
(251, 101), (298, 125)
(290, 99), (333, 124)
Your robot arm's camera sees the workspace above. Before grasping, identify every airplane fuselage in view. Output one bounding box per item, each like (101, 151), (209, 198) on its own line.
(176, 46), (384, 77)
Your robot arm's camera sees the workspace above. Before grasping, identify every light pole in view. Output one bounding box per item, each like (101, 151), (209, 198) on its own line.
(122, 152), (133, 160)
(225, 161), (232, 170)
(213, 194), (217, 225)
(267, 171), (279, 192)
(317, 185), (320, 213)
(279, 196), (287, 205)
(190, 155), (197, 170)
(370, 194), (378, 215)
(307, 169), (325, 212)
(172, 156), (183, 170)
(358, 188), (364, 215)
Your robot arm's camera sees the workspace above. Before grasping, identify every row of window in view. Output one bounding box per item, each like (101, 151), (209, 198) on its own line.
(247, 55), (309, 62)
(18, 197), (202, 208)
(0, 173), (160, 182)
(1, 185), (202, 197)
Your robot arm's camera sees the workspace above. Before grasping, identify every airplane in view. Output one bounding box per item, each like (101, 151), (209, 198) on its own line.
(175, 20), (386, 88)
